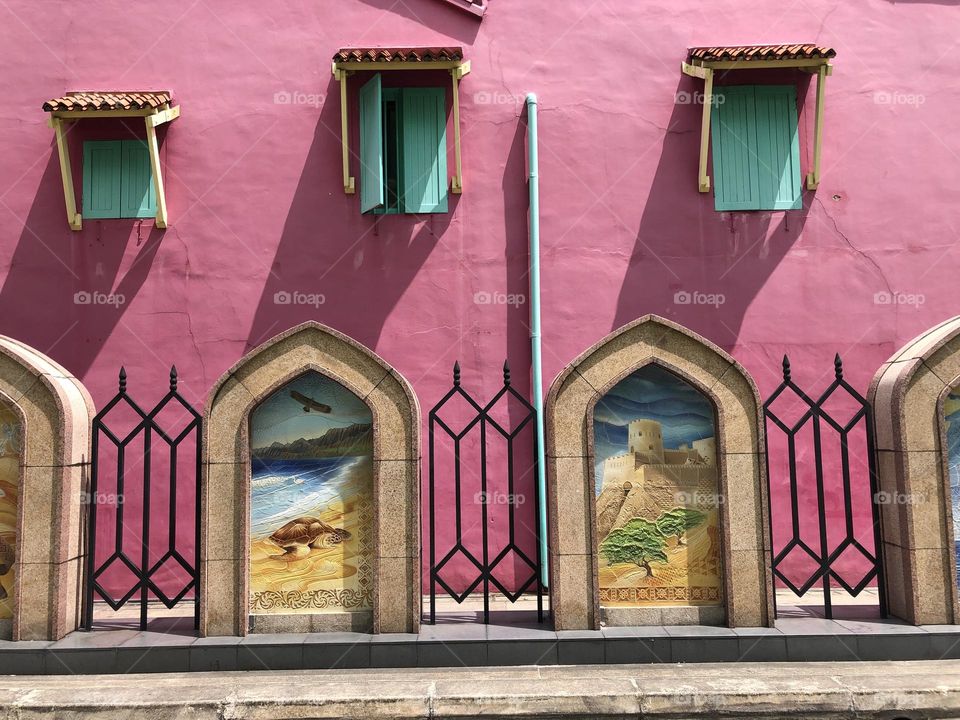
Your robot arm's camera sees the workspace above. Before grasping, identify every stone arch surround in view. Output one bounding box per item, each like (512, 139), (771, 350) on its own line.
(0, 336), (93, 640)
(869, 316), (960, 625)
(201, 322), (420, 636)
(545, 315), (772, 629)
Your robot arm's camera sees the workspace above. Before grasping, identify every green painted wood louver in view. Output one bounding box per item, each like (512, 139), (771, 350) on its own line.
(83, 139), (156, 219)
(359, 73), (385, 214)
(358, 74), (448, 214)
(711, 85), (802, 211)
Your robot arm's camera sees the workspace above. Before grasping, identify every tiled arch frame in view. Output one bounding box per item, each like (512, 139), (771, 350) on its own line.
(201, 322), (420, 636)
(869, 316), (960, 625)
(545, 315), (773, 629)
(0, 336), (93, 640)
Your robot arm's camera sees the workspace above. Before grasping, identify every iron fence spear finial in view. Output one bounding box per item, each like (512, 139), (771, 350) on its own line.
(782, 355), (791, 383)
(503, 359), (511, 386)
(170, 365), (178, 392)
(453, 361), (461, 387)
(834, 353), (843, 380)
(118, 366), (127, 393)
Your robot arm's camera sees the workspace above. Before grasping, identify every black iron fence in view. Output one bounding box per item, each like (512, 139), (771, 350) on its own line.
(427, 361), (545, 624)
(763, 354), (886, 618)
(83, 367), (202, 630)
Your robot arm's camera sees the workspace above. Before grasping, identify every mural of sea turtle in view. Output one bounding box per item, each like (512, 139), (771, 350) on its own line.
(268, 516), (351, 557)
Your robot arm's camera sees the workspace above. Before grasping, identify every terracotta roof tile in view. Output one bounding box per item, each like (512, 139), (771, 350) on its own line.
(687, 44), (836, 63)
(42, 91), (172, 112)
(333, 47), (464, 64)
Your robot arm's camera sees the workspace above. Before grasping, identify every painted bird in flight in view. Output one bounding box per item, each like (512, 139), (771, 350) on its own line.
(290, 390), (333, 414)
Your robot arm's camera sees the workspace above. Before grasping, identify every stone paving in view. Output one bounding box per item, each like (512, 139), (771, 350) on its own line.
(1, 660), (960, 718)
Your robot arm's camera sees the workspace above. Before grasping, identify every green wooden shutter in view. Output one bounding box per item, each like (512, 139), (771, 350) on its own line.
(400, 87), (447, 214)
(120, 140), (156, 218)
(754, 86), (802, 210)
(711, 86), (760, 211)
(82, 141), (122, 219)
(359, 73), (385, 214)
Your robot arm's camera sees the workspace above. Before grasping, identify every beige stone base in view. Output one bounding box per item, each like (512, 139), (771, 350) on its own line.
(250, 611), (373, 634)
(601, 605), (725, 626)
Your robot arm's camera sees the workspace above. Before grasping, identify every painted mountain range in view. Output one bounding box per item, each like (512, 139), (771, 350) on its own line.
(253, 422), (373, 460)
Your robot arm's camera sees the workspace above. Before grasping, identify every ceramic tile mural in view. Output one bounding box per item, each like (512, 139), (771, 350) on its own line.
(0, 403), (17, 620)
(249, 372), (373, 614)
(593, 365), (722, 607)
(944, 389), (960, 592)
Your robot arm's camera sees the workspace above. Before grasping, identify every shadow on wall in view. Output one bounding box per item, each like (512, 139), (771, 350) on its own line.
(245, 73), (455, 352)
(613, 73), (812, 347)
(355, 0), (483, 44)
(0, 127), (165, 376)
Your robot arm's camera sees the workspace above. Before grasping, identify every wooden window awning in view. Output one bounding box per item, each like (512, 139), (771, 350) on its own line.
(681, 44), (835, 193)
(332, 47), (470, 195)
(42, 91), (180, 231)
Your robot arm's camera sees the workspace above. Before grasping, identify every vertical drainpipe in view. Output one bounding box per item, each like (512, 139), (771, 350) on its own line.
(526, 93), (549, 587)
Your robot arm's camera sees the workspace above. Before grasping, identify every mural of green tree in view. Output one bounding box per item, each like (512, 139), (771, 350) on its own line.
(656, 508), (706, 546)
(600, 518), (668, 578)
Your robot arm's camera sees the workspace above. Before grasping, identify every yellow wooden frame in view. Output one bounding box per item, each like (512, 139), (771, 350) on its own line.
(46, 102), (179, 231)
(332, 58), (471, 196)
(681, 58), (831, 193)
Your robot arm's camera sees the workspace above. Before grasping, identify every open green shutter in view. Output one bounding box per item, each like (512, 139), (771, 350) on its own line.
(359, 73), (385, 214)
(754, 86), (802, 210)
(82, 141), (122, 219)
(121, 140), (157, 218)
(400, 87), (447, 214)
(711, 86), (760, 211)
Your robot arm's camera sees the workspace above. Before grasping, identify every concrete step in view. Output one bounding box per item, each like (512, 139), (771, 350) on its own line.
(3, 660), (960, 719)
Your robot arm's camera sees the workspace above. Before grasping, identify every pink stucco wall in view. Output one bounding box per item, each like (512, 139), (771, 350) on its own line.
(1, 0), (957, 601)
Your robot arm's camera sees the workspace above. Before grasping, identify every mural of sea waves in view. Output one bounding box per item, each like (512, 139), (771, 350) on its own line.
(249, 372), (374, 614)
(943, 390), (960, 591)
(593, 365), (722, 608)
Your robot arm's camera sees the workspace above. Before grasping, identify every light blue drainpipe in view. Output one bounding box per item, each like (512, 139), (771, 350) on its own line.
(526, 93), (549, 587)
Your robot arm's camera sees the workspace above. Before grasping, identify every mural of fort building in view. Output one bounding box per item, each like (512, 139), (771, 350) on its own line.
(597, 418), (717, 542)
(593, 363), (724, 611)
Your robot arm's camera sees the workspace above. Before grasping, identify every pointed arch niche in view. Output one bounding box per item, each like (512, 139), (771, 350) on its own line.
(202, 322), (420, 635)
(545, 316), (772, 629)
(869, 316), (960, 625)
(0, 337), (93, 640)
